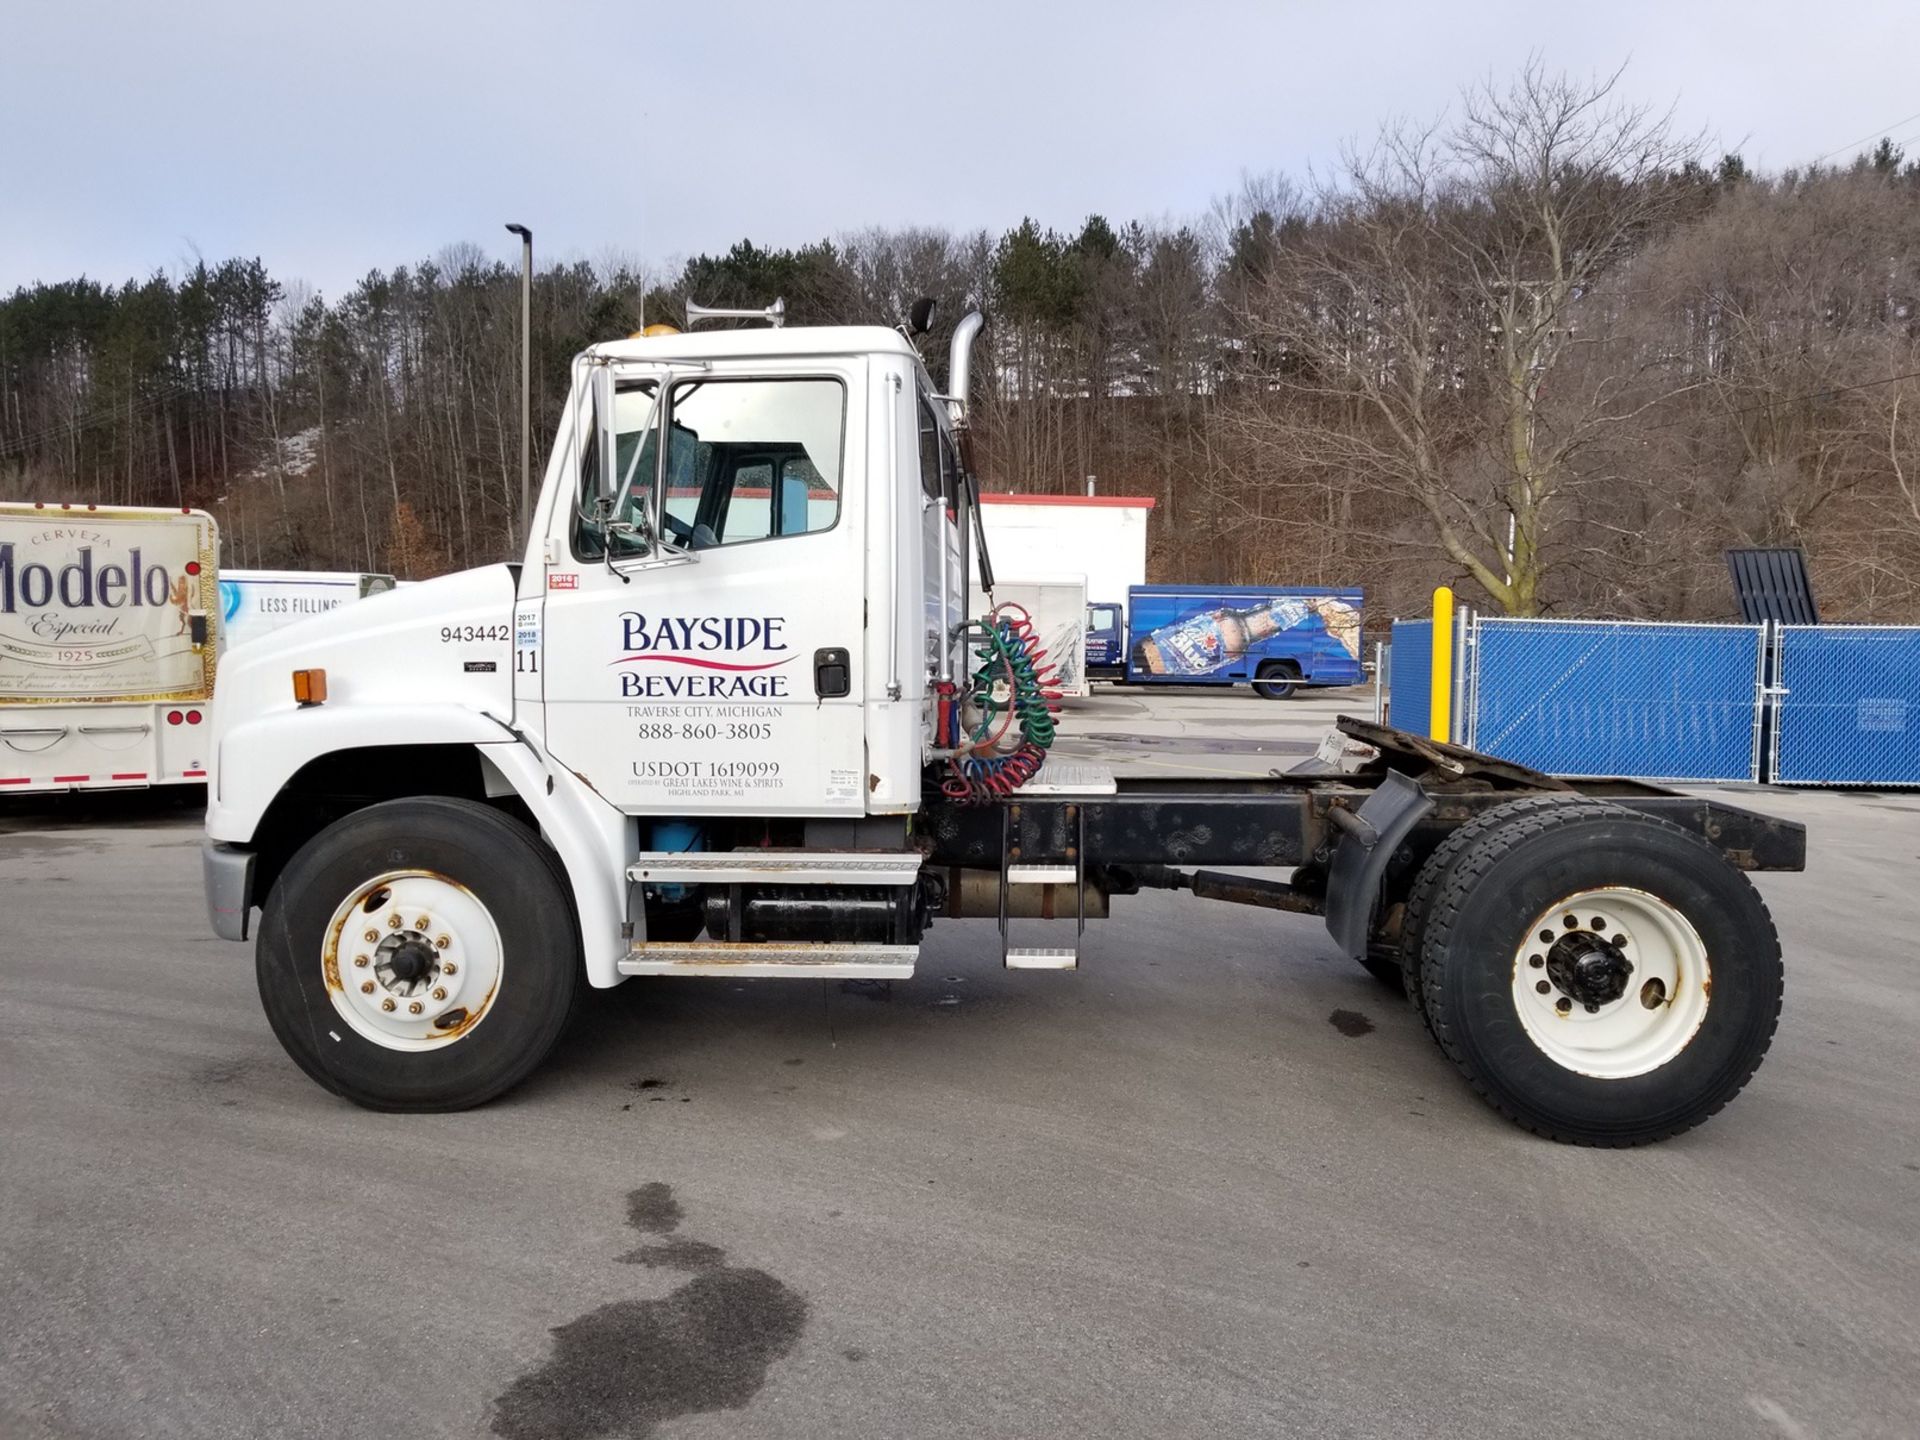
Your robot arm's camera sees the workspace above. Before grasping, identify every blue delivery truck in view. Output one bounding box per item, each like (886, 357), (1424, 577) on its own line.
(1091, 584), (1365, 699)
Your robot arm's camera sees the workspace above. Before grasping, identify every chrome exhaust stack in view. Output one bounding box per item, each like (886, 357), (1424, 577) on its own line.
(946, 311), (984, 427)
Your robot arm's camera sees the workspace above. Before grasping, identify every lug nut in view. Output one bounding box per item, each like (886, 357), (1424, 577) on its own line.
(442, 962), (457, 975)
(431, 987), (447, 1001)
(353, 955), (370, 968)
(380, 998), (397, 1012)
(414, 916), (430, 931)
(1555, 997), (1572, 1014)
(360, 980), (375, 994)
(387, 913), (402, 929)
(1528, 954), (1544, 968)
(408, 1001), (424, 1015)
(1612, 933), (1628, 948)
(363, 929), (379, 944)
(1584, 1002), (1599, 1013)
(1591, 917), (1607, 932)
(1535, 980), (1550, 994)
(435, 936), (451, 950)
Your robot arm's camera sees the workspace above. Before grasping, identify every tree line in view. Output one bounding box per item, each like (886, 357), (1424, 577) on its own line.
(5, 61), (1919, 622)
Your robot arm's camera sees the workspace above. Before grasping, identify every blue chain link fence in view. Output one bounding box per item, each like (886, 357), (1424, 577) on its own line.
(1469, 619), (1765, 782)
(1774, 625), (1920, 786)
(1388, 620), (1431, 734)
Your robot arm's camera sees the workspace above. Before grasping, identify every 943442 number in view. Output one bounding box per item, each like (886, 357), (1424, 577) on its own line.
(439, 624), (510, 644)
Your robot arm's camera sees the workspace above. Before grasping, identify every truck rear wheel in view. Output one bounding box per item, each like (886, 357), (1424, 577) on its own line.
(1419, 804), (1782, 1145)
(256, 797), (581, 1112)
(1252, 662), (1300, 700)
(1397, 795), (1617, 1021)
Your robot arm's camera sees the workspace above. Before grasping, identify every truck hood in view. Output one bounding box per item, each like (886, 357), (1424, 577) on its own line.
(210, 564), (518, 754)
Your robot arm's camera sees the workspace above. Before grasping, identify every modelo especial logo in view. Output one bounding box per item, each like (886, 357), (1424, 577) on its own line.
(1, 543), (181, 613)
(613, 611), (794, 698)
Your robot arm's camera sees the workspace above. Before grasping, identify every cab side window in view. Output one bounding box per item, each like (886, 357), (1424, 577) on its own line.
(918, 394), (942, 502)
(575, 376), (844, 560)
(918, 392), (957, 509)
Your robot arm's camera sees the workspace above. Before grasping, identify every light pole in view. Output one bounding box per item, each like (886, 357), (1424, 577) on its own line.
(505, 223), (533, 548)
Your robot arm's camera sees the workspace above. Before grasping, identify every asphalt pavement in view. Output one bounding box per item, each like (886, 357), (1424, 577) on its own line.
(2, 688), (1916, 1440)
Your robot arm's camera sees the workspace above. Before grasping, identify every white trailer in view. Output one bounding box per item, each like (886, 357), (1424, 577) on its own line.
(981, 576), (1088, 699)
(219, 569), (398, 652)
(0, 503), (219, 792)
(977, 493), (1152, 624)
(199, 311), (1804, 1146)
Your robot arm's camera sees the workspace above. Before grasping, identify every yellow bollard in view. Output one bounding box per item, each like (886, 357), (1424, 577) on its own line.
(1429, 586), (1454, 743)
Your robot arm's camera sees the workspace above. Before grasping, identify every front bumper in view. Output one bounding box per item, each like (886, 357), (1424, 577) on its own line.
(203, 841), (257, 941)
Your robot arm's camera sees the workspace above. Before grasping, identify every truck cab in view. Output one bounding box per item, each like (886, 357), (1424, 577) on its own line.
(205, 320), (976, 1097)
(1085, 600), (1123, 675)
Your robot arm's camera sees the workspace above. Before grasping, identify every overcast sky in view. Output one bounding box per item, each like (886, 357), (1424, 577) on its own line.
(4, 0), (1917, 299)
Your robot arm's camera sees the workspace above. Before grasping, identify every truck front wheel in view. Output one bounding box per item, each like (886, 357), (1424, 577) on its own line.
(1252, 661), (1301, 700)
(1420, 804), (1782, 1145)
(256, 797), (581, 1112)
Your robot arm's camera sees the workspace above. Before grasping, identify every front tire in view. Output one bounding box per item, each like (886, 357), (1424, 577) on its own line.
(1420, 804), (1782, 1146)
(256, 796), (581, 1112)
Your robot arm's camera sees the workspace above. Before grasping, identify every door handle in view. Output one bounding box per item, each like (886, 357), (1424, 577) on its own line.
(813, 647), (850, 698)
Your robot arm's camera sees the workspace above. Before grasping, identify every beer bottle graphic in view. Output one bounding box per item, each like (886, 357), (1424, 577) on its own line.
(1131, 598), (1311, 676)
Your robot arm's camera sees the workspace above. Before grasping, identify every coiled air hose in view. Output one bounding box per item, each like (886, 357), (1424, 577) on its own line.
(941, 603), (1063, 803)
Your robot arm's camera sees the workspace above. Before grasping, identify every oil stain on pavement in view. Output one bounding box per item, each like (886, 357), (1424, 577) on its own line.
(490, 1182), (808, 1440)
(1328, 1008), (1375, 1037)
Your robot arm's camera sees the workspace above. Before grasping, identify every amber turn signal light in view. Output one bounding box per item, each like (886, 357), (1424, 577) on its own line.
(292, 668), (328, 706)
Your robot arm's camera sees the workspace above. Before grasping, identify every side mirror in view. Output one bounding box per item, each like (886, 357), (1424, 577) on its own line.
(908, 296), (935, 337)
(592, 364), (619, 514)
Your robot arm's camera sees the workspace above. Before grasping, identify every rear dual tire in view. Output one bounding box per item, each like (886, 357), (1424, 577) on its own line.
(1412, 801), (1783, 1146)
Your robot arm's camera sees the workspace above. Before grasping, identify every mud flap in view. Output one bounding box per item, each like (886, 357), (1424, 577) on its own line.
(1323, 770), (1432, 960)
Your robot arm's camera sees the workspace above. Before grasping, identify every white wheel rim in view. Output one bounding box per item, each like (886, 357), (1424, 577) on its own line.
(1509, 886), (1710, 1079)
(321, 870), (503, 1052)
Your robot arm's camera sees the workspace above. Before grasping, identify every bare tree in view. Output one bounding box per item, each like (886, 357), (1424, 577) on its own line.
(1235, 61), (1701, 613)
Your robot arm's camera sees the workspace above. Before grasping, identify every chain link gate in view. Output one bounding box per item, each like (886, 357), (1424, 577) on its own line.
(1772, 624), (1920, 786)
(1467, 618), (1767, 782)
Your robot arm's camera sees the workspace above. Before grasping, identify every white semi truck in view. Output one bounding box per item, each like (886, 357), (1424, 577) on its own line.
(1, 503), (219, 792)
(203, 311), (1803, 1144)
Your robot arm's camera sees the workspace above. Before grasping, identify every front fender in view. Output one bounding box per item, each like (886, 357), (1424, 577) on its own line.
(207, 704), (514, 840)
(208, 705), (633, 989)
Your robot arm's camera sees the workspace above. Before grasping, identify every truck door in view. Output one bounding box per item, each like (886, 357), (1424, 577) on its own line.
(537, 362), (870, 816)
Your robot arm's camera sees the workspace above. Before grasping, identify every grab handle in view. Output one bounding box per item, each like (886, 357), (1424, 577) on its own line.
(0, 726), (70, 754)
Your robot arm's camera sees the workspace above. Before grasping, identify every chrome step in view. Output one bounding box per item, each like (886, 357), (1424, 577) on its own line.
(997, 803), (1088, 970)
(1005, 947), (1078, 970)
(617, 942), (918, 979)
(1022, 760), (1117, 796)
(1006, 863), (1076, 885)
(628, 850), (922, 886)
